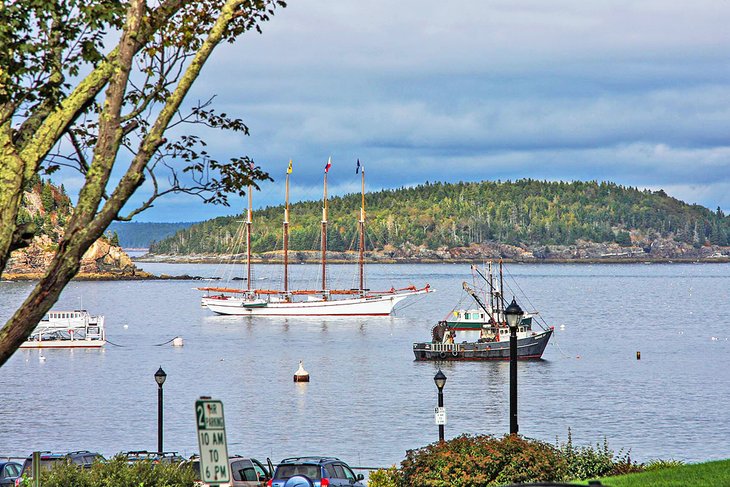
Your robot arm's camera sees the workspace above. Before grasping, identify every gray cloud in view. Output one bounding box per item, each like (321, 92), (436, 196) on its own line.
(52, 0), (730, 220)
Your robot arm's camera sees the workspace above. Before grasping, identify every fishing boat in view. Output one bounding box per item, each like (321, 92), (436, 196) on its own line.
(413, 261), (552, 361)
(199, 159), (431, 316)
(20, 310), (106, 348)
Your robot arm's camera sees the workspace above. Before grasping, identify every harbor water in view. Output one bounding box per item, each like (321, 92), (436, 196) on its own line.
(1, 262), (729, 466)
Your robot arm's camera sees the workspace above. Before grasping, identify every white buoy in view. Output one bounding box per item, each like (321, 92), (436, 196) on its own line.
(39, 353), (46, 362)
(294, 361), (310, 382)
(123, 324), (129, 329)
(172, 336), (184, 347)
(559, 324), (565, 330)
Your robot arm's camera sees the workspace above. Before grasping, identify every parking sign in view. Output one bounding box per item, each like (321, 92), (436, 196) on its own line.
(195, 398), (230, 485)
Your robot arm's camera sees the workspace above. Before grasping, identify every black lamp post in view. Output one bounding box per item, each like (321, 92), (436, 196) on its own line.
(154, 366), (167, 452)
(433, 369), (447, 442)
(504, 297), (524, 435)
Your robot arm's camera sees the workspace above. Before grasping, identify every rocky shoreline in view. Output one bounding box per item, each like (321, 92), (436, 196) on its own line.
(138, 239), (730, 265)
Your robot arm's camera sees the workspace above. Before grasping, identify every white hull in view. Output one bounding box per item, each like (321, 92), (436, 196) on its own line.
(20, 340), (106, 349)
(205, 290), (427, 316)
(21, 310), (106, 348)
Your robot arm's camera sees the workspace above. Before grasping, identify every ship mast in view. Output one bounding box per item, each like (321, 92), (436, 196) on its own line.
(283, 160), (292, 295)
(499, 258), (506, 323)
(246, 180), (253, 291)
(321, 157), (331, 297)
(358, 160), (365, 293)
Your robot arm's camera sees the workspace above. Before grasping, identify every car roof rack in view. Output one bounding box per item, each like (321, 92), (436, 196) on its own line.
(280, 456), (341, 463)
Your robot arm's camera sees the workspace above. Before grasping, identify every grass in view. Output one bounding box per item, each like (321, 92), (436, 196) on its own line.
(574, 459), (730, 486)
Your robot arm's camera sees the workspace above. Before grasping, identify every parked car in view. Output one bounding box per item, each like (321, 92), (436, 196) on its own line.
(268, 457), (365, 487)
(15, 451), (103, 485)
(181, 455), (270, 487)
(0, 461), (21, 487)
(120, 450), (184, 464)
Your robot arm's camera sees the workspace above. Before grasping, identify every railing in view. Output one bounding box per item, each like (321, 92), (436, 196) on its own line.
(429, 343), (460, 353)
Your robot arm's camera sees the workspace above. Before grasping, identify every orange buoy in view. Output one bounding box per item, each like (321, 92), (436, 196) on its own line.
(293, 361), (310, 382)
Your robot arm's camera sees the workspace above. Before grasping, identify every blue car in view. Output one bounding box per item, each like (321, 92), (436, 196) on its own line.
(267, 457), (365, 487)
(0, 461), (21, 487)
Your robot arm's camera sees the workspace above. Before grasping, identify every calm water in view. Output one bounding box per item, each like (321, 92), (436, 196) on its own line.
(1, 263), (729, 466)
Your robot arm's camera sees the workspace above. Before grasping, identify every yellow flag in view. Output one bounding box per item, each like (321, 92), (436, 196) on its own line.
(287, 159), (293, 174)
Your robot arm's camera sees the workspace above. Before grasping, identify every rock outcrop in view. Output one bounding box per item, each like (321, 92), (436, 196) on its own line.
(2, 179), (150, 280)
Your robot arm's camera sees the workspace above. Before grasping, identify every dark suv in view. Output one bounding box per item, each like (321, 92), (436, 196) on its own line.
(16, 451), (103, 485)
(268, 457), (364, 487)
(120, 451), (184, 464)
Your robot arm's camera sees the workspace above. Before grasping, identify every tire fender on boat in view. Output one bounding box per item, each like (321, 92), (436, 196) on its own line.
(452, 349), (459, 356)
(439, 352), (447, 359)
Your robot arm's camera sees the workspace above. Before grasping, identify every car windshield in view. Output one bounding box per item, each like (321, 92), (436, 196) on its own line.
(274, 464), (321, 480)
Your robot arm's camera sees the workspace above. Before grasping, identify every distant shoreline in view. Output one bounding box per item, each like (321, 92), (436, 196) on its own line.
(134, 254), (730, 265)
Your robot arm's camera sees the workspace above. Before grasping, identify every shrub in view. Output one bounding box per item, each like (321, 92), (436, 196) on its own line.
(21, 456), (197, 487)
(558, 429), (644, 480)
(368, 465), (401, 487)
(399, 434), (567, 487)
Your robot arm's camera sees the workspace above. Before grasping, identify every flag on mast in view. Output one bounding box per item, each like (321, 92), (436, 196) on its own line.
(324, 156), (332, 173)
(287, 159), (293, 174)
(356, 159), (363, 174)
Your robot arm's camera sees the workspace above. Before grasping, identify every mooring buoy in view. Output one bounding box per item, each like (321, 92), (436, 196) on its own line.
(294, 360), (310, 382)
(636, 351), (641, 360)
(172, 336), (184, 347)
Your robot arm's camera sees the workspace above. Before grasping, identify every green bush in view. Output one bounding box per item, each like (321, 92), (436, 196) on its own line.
(368, 465), (401, 487)
(399, 434), (567, 487)
(20, 456), (197, 487)
(558, 429), (644, 480)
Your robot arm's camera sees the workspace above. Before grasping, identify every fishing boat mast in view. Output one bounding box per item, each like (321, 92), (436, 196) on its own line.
(321, 158), (331, 298)
(498, 259), (506, 322)
(358, 160), (366, 293)
(283, 160), (292, 295)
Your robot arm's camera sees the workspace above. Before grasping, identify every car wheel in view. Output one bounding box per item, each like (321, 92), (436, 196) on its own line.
(283, 475), (314, 487)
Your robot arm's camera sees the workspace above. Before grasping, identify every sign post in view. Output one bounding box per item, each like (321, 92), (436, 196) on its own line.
(195, 398), (230, 485)
(434, 406), (447, 426)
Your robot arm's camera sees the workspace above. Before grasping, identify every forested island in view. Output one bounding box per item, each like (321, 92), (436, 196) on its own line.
(147, 179), (730, 263)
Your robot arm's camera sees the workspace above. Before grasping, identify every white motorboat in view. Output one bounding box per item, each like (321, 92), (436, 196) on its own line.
(20, 310), (106, 348)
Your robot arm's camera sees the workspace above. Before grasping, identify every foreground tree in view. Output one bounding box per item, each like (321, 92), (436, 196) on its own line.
(0, 0), (284, 366)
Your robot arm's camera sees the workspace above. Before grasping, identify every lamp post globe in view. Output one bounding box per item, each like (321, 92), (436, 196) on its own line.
(154, 366), (167, 387)
(504, 297), (524, 329)
(433, 369), (447, 391)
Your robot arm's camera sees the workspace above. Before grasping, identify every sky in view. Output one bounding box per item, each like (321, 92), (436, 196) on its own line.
(58, 0), (730, 221)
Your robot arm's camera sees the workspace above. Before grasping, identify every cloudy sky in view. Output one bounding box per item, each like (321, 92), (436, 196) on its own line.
(64, 0), (730, 221)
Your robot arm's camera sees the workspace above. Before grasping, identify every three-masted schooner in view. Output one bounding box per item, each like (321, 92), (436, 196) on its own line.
(198, 159), (431, 316)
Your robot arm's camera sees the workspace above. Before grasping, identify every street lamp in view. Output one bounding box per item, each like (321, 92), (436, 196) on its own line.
(433, 369), (447, 442)
(154, 366), (167, 452)
(504, 297), (524, 435)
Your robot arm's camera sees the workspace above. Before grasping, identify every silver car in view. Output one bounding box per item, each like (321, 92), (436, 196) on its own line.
(183, 455), (270, 487)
